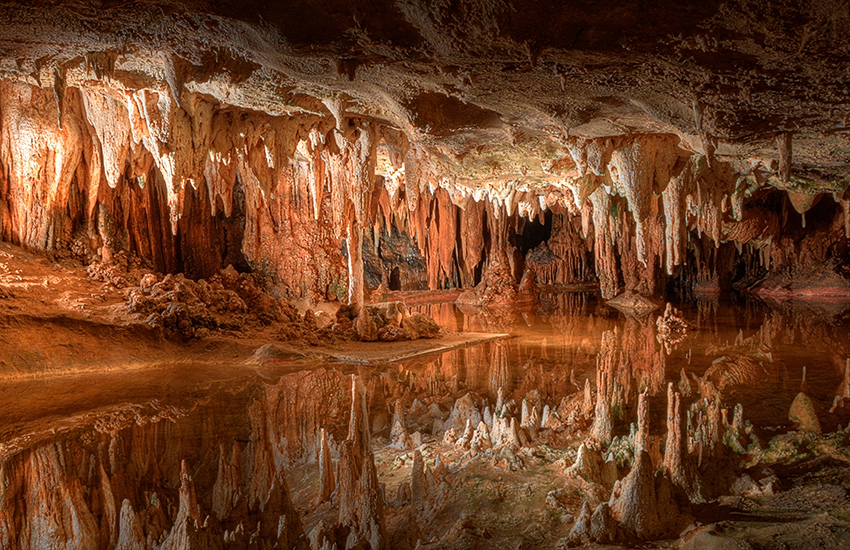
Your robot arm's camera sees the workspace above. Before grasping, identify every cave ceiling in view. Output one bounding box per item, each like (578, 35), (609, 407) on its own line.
(1, 0), (848, 190)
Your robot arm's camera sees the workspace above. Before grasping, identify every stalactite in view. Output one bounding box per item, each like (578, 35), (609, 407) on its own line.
(436, 187), (457, 286)
(608, 139), (660, 226)
(528, 213), (592, 286)
(777, 132), (792, 184)
(347, 218), (365, 305)
(460, 197), (485, 286)
(0, 74), (837, 306)
(590, 187), (619, 298)
(662, 168), (691, 275)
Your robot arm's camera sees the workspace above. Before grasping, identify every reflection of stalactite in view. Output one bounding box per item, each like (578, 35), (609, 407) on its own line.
(621, 317), (666, 396)
(0, 387), (308, 550)
(335, 376), (387, 549)
(688, 397), (723, 467)
(590, 330), (617, 446)
(319, 429), (335, 502)
(488, 341), (512, 399)
(663, 383), (700, 500)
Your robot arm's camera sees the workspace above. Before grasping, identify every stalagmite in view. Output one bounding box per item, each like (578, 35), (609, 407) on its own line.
(410, 449), (427, 510)
(115, 500), (145, 550)
(609, 452), (663, 539)
(470, 421), (492, 451)
(789, 392), (821, 433)
(568, 501), (593, 545)
(566, 443), (603, 484)
(589, 502), (618, 544)
(456, 419), (474, 448)
(583, 379), (593, 418)
(505, 417), (522, 448)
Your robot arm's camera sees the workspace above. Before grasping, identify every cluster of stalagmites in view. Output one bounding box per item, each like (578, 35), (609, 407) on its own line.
(333, 302), (442, 342)
(126, 264), (310, 340)
(88, 252), (443, 343)
(656, 302), (691, 352)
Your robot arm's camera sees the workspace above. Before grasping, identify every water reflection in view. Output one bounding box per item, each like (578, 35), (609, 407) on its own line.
(1, 295), (850, 548)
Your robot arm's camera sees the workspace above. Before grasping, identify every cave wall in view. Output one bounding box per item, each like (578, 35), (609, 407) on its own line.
(0, 78), (848, 301)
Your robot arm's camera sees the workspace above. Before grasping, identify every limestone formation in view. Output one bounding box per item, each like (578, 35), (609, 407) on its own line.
(2, 3), (850, 550)
(609, 451), (682, 540)
(635, 390), (649, 454)
(319, 429), (336, 503)
(336, 376), (387, 549)
(589, 330), (617, 446)
(789, 392), (822, 434)
(390, 401), (413, 450)
(566, 443), (603, 485)
(664, 383), (700, 501)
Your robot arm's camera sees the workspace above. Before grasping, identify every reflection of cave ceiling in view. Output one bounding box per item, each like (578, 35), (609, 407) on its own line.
(2, 0), (849, 183)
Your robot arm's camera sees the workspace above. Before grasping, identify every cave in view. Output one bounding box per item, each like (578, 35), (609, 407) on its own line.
(2, 2), (850, 549)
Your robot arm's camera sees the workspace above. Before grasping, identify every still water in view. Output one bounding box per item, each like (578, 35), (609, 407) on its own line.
(0, 293), (848, 548)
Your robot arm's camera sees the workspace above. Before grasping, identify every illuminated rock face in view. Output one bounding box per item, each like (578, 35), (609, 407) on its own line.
(0, 4), (847, 302)
(0, 76), (848, 303)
